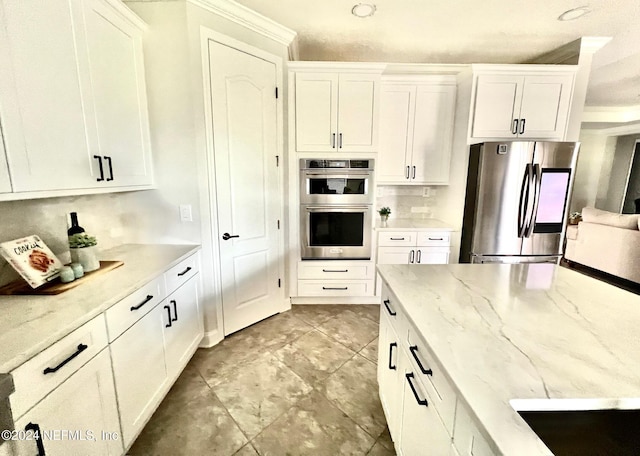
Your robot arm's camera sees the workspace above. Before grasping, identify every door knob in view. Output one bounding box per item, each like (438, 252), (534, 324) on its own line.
(222, 233), (240, 240)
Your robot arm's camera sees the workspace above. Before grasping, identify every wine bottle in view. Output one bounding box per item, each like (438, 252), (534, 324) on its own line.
(68, 212), (85, 236)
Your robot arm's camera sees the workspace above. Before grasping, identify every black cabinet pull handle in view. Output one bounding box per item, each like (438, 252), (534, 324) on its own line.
(171, 300), (178, 322)
(389, 237), (405, 240)
(322, 286), (348, 290)
(519, 118), (526, 135)
(428, 237), (444, 241)
(322, 269), (348, 273)
(164, 305), (172, 328)
(416, 249), (422, 264)
(409, 345), (433, 376)
(388, 342), (397, 370)
(412, 165), (416, 179)
(406, 373), (428, 406)
(177, 266), (192, 276)
(339, 132), (343, 148)
(130, 295), (153, 311)
(43, 344), (88, 375)
(93, 155), (104, 182)
(25, 422), (46, 456)
(222, 233), (240, 241)
(405, 166), (410, 179)
(512, 119), (519, 135)
(104, 156), (113, 181)
(332, 133), (336, 149)
(409, 249), (415, 263)
(383, 299), (396, 316)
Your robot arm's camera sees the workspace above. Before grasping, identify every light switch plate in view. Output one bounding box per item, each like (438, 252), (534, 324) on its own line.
(179, 204), (192, 222)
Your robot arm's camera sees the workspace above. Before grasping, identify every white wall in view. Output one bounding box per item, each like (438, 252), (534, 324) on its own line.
(570, 131), (613, 213)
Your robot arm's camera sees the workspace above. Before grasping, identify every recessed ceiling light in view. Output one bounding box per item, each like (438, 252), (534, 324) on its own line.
(557, 6), (591, 21)
(352, 3), (376, 18)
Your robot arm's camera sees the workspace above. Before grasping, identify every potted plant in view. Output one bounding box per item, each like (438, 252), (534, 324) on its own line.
(69, 233), (100, 272)
(378, 207), (391, 225)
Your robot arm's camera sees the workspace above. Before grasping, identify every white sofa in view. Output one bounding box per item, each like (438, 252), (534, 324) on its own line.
(565, 207), (640, 284)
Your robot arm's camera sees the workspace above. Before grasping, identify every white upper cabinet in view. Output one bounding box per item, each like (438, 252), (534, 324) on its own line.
(294, 69), (380, 153)
(0, 0), (152, 198)
(378, 77), (456, 185)
(80, 0), (153, 187)
(469, 66), (575, 142)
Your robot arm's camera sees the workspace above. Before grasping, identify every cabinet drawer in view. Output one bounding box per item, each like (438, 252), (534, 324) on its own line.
(104, 276), (165, 342)
(297, 261), (375, 280)
(378, 231), (417, 247)
(417, 232), (451, 246)
(165, 253), (199, 295)
(407, 329), (457, 435)
(453, 400), (495, 456)
(297, 280), (374, 297)
(380, 283), (409, 341)
(10, 315), (108, 420)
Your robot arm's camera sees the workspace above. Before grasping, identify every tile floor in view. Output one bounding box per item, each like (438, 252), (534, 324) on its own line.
(128, 305), (396, 456)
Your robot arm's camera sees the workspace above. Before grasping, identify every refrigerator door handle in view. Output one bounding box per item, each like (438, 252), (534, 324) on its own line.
(517, 164), (531, 237)
(525, 164), (542, 237)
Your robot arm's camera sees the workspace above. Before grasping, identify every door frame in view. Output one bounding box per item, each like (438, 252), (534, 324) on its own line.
(199, 27), (287, 344)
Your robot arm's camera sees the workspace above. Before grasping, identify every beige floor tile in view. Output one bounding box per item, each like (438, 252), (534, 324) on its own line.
(359, 337), (379, 364)
(318, 353), (387, 438)
(367, 440), (396, 456)
(317, 309), (379, 352)
(211, 351), (313, 438)
(233, 443), (259, 455)
(252, 390), (375, 456)
(347, 304), (381, 323)
(128, 389), (247, 456)
(274, 329), (356, 387)
(291, 304), (349, 327)
(376, 427), (394, 452)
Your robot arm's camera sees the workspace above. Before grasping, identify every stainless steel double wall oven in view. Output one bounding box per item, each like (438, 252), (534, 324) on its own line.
(300, 159), (374, 260)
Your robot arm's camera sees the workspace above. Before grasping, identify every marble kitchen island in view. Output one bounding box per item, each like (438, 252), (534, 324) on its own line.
(377, 263), (640, 455)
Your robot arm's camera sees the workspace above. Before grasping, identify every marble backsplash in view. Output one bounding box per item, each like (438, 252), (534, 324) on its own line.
(375, 186), (439, 220)
(0, 193), (140, 287)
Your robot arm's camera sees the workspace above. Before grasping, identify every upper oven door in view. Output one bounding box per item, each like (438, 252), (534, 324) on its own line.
(300, 170), (373, 204)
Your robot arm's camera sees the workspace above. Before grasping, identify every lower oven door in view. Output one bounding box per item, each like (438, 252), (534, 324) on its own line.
(300, 205), (372, 260)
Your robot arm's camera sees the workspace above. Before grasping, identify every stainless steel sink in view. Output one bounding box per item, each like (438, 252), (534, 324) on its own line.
(518, 409), (640, 455)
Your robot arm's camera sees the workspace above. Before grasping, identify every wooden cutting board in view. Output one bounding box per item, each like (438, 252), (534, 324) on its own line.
(0, 261), (124, 295)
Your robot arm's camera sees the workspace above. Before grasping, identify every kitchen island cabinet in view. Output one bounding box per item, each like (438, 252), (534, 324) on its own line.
(377, 262), (640, 455)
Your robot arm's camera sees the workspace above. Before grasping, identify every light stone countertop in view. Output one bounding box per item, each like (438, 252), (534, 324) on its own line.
(377, 263), (640, 455)
(0, 244), (200, 373)
(374, 218), (454, 231)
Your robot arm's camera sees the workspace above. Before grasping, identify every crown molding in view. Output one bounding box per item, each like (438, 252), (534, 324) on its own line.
(188, 0), (297, 48)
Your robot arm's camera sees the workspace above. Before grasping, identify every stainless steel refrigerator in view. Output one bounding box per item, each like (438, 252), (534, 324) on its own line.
(460, 141), (579, 264)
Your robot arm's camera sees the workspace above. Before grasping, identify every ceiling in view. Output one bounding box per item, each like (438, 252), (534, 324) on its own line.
(233, 0), (640, 108)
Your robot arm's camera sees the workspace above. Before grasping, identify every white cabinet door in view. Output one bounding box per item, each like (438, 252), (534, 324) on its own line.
(470, 74), (522, 139)
(0, 0), (98, 192)
(416, 248), (450, 264)
(412, 85), (456, 184)
(378, 84), (414, 183)
(337, 73), (379, 152)
(80, 0), (153, 187)
(13, 349), (122, 456)
(163, 277), (201, 379)
(0, 126), (11, 194)
(378, 310), (403, 443)
(110, 303), (167, 448)
(399, 347), (452, 456)
(518, 74), (574, 140)
(295, 72), (339, 152)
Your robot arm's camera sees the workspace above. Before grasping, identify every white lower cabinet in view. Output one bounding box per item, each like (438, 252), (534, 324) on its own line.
(377, 230), (451, 265)
(162, 276), (201, 379)
(398, 346), (452, 456)
(13, 349), (122, 456)
(110, 303), (167, 448)
(297, 260), (375, 297)
(378, 307), (404, 441)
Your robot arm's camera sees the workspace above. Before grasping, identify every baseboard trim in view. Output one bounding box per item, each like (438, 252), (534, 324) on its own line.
(199, 328), (223, 348)
(291, 296), (380, 304)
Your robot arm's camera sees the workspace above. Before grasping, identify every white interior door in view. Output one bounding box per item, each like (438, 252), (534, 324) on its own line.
(207, 39), (283, 336)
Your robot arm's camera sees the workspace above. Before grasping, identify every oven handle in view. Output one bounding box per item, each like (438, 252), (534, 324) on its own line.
(304, 206), (371, 211)
(302, 172), (373, 176)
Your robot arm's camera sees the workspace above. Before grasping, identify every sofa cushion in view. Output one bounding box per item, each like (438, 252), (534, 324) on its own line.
(581, 207), (640, 230)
